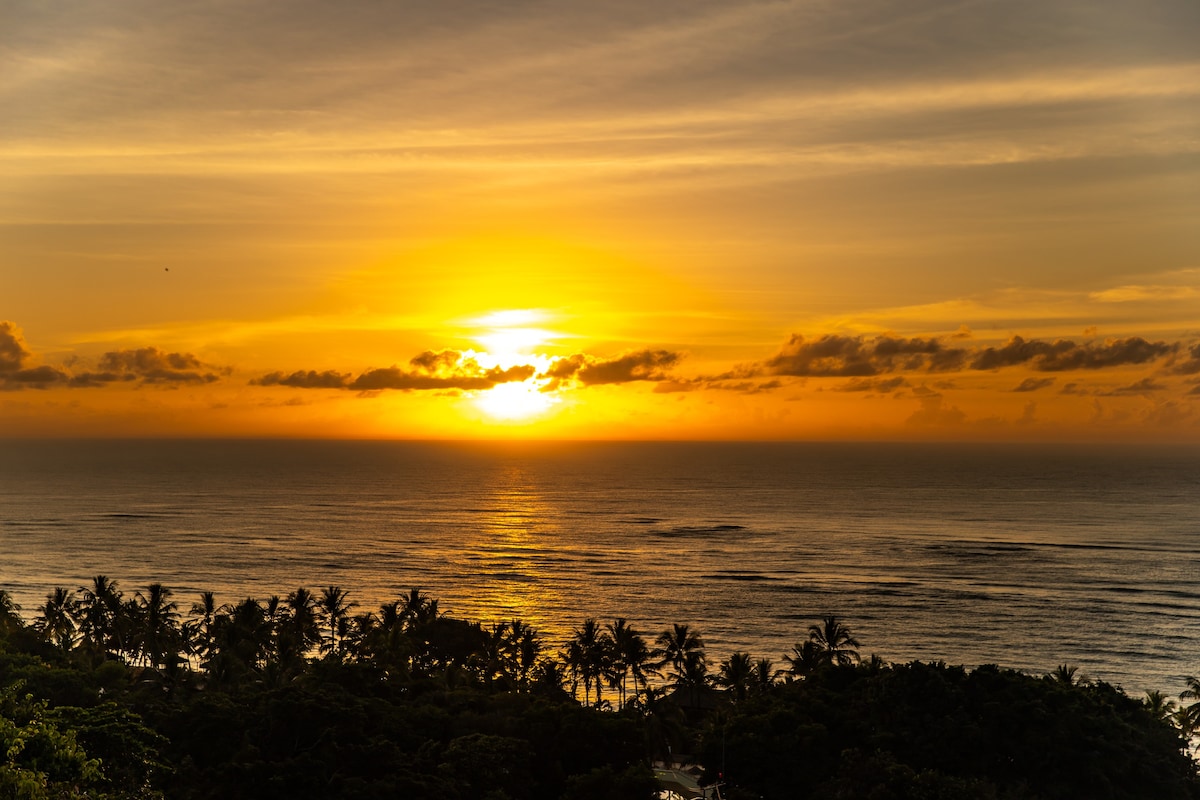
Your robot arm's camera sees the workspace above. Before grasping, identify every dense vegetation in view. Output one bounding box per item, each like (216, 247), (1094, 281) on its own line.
(1, 580), (1197, 799)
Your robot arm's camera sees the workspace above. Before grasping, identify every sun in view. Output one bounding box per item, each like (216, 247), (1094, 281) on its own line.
(459, 310), (564, 421)
(476, 381), (556, 420)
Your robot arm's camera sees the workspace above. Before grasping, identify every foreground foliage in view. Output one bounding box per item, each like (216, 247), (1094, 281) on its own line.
(1, 583), (1198, 799)
(700, 661), (1199, 799)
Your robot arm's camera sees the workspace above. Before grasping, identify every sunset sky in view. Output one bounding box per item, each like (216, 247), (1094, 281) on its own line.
(3, 0), (1199, 440)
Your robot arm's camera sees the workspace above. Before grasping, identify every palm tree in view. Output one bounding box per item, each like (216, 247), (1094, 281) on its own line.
(339, 610), (377, 660)
(717, 651), (754, 702)
(205, 597), (272, 687)
(1051, 663), (1082, 686)
(675, 650), (712, 709)
(783, 640), (825, 678)
(400, 588), (439, 628)
(317, 586), (355, 655)
(603, 619), (642, 708)
(751, 657), (776, 694)
(377, 600), (402, 632)
(807, 615), (860, 667)
(279, 587), (320, 658)
(608, 618), (654, 710)
(0, 590), (19, 618)
(656, 623), (705, 684)
(77, 575), (125, 656)
(0, 590), (21, 636)
(187, 591), (224, 666)
(477, 621), (511, 686)
(263, 594), (282, 626)
(1144, 690), (1178, 722)
(564, 618), (613, 708)
(364, 600), (411, 677)
(506, 619), (542, 689)
(1177, 675), (1200, 738)
(1174, 706), (1199, 741)
(134, 583), (181, 669)
(34, 587), (78, 651)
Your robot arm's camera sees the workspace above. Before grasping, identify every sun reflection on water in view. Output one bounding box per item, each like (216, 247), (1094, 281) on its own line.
(457, 465), (566, 641)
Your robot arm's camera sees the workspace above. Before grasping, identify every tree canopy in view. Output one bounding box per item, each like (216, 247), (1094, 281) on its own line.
(0, 583), (1196, 799)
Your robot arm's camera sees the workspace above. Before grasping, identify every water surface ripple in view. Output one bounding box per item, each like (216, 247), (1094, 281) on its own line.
(2, 440), (1198, 695)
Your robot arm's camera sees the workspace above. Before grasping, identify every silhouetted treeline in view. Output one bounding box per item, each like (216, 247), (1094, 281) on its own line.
(1, 580), (1198, 799)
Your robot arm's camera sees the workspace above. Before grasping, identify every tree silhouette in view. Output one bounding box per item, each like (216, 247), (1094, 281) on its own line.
(751, 657), (777, 695)
(77, 575), (125, 657)
(608, 618), (654, 710)
(807, 615), (860, 667)
(506, 619), (542, 689)
(656, 623), (705, 685)
(276, 587), (320, 671)
(34, 587), (77, 652)
(1144, 689), (1178, 722)
(1177, 675), (1200, 739)
(718, 651), (754, 702)
(634, 686), (687, 765)
(0, 590), (21, 638)
(783, 640), (825, 678)
(134, 583), (181, 669)
(187, 591), (224, 667)
(317, 586), (354, 655)
(565, 618), (613, 708)
(400, 588), (439, 628)
(1050, 663), (1083, 686)
(205, 597), (272, 687)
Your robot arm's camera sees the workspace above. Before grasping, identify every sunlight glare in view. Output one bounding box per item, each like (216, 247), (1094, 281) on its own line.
(476, 381), (557, 420)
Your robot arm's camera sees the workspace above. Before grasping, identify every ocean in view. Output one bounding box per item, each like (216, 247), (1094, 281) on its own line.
(2, 439), (1198, 696)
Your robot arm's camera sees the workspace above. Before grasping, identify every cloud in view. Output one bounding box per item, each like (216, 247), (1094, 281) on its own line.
(1101, 378), (1167, 396)
(705, 379), (785, 395)
(2, 365), (69, 390)
(87, 347), (224, 384)
(1012, 377), (1055, 392)
(756, 330), (1185, 380)
(1168, 343), (1200, 375)
(970, 336), (1174, 372)
(0, 322), (31, 374)
(0, 322), (68, 389)
(409, 350), (465, 374)
(543, 355), (587, 380)
(833, 376), (910, 393)
(1089, 285), (1199, 303)
(950, 325), (973, 340)
(906, 394), (966, 427)
(256, 347), (683, 396)
(254, 349), (537, 393)
(349, 363), (535, 392)
(252, 370), (351, 389)
(653, 380), (698, 394)
(1, 322), (227, 389)
(763, 334), (967, 377)
(545, 349), (683, 385)
(67, 372), (138, 388)
(1141, 401), (1194, 427)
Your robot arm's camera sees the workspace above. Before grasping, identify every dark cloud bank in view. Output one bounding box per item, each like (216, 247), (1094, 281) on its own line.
(253, 349), (681, 393)
(761, 333), (1177, 378)
(1, 321), (224, 390)
(7, 318), (1200, 402)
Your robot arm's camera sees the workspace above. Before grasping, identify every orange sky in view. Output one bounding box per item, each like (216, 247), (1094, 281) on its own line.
(3, 1), (1199, 440)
